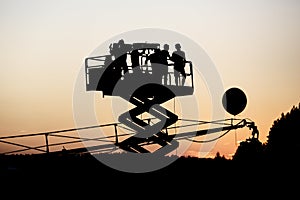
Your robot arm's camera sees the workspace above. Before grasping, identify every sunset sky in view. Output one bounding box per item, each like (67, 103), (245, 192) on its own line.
(1, 0), (300, 159)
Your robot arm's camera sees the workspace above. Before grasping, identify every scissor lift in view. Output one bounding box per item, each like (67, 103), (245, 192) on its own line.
(85, 41), (194, 154)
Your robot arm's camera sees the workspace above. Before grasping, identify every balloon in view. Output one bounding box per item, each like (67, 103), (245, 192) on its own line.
(222, 87), (247, 116)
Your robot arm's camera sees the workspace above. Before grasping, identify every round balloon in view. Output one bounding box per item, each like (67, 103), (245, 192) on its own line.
(222, 87), (247, 116)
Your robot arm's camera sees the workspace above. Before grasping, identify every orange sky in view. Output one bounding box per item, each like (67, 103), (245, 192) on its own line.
(1, 0), (300, 159)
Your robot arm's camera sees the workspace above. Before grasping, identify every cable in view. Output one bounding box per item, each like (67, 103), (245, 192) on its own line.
(234, 116), (237, 146)
(185, 129), (232, 143)
(174, 97), (177, 134)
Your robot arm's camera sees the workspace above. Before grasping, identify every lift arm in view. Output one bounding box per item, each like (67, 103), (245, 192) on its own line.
(172, 118), (259, 142)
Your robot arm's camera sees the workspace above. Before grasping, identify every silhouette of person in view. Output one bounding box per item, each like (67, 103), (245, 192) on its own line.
(107, 42), (123, 81)
(114, 39), (129, 75)
(146, 48), (163, 83)
(130, 48), (143, 70)
(171, 43), (186, 86)
(160, 44), (171, 85)
(109, 42), (119, 60)
(248, 122), (259, 139)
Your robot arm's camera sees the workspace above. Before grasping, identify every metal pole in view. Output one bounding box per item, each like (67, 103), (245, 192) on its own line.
(114, 124), (118, 145)
(45, 133), (49, 154)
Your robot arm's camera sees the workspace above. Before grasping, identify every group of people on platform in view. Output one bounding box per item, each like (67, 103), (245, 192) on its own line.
(108, 39), (187, 86)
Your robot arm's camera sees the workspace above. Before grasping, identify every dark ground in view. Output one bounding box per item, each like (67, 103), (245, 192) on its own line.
(0, 152), (298, 198)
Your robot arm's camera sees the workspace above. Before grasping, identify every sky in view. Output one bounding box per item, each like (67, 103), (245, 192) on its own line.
(1, 0), (300, 159)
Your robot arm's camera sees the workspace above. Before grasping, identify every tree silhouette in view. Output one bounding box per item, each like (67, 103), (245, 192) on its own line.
(232, 138), (264, 161)
(233, 102), (300, 162)
(214, 152), (227, 160)
(264, 102), (300, 161)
